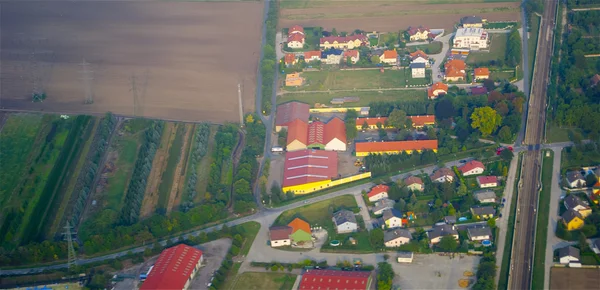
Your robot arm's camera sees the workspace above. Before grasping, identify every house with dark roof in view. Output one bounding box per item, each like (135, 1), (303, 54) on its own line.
(461, 16), (484, 28)
(319, 35), (369, 50)
(427, 224), (459, 244)
(298, 269), (372, 290)
(407, 26), (430, 42)
(367, 184), (390, 202)
(355, 140), (438, 157)
(562, 209), (585, 231)
(558, 246), (580, 264)
(321, 49), (345, 65)
(404, 176), (424, 192)
(269, 226), (293, 247)
(470, 206), (496, 219)
(470, 86), (488, 96)
(372, 198), (396, 215)
(566, 171), (585, 188)
(275, 102), (310, 132)
(384, 229), (412, 247)
(139, 244), (203, 290)
(382, 208), (403, 229)
(333, 209), (358, 234)
(467, 226), (492, 241)
(477, 176), (498, 188)
(458, 160), (485, 176)
(431, 168), (455, 183)
(474, 190), (497, 203)
(563, 194), (592, 218)
(444, 216), (457, 225)
(410, 62), (426, 78)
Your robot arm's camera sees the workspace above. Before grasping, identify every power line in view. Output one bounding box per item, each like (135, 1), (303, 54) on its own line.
(63, 222), (77, 269)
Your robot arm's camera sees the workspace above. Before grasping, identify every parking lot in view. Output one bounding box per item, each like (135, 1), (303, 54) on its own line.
(392, 254), (480, 290)
(189, 238), (232, 289)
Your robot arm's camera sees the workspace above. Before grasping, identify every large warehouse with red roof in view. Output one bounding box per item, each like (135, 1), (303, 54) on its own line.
(355, 140), (438, 157)
(298, 269), (372, 290)
(282, 149), (338, 194)
(140, 244), (203, 290)
(275, 101), (310, 132)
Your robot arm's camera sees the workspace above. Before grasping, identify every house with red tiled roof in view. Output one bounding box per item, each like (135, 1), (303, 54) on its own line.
(343, 50), (360, 64)
(282, 149), (338, 193)
(276, 102), (310, 132)
(431, 168), (455, 183)
(286, 119), (309, 151)
(404, 176), (424, 192)
(427, 82), (448, 99)
(140, 244), (203, 290)
(284, 53), (297, 66)
(409, 115), (435, 128)
(477, 176), (498, 188)
(288, 25), (304, 37)
(474, 67), (490, 80)
(407, 26), (430, 42)
(304, 50), (322, 63)
(367, 184), (390, 202)
(444, 59), (467, 82)
(380, 50), (398, 65)
(458, 160), (485, 176)
(269, 226), (292, 247)
(299, 269), (372, 290)
(320, 35), (369, 50)
(410, 50), (430, 67)
(355, 140), (438, 157)
(287, 33), (305, 49)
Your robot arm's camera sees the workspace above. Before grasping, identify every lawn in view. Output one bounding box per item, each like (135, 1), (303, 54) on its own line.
(545, 124), (581, 143)
(406, 41), (443, 54)
(277, 89), (427, 107)
(466, 33), (508, 64)
(288, 69), (429, 91)
(157, 124), (185, 211)
(561, 146), (600, 170)
(531, 149), (554, 290)
(274, 194), (358, 226)
(491, 70), (516, 81)
(230, 272), (296, 290)
(528, 14), (541, 85)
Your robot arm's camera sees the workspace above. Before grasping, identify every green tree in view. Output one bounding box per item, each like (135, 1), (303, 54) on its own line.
(437, 235), (458, 252)
(500, 148), (514, 161)
(470, 107), (502, 137)
(345, 109), (359, 140)
(457, 181), (468, 196)
(447, 203), (456, 216)
(388, 109), (409, 129)
(362, 120), (369, 131)
(376, 262), (395, 290)
(371, 55), (381, 64)
(369, 228), (385, 248)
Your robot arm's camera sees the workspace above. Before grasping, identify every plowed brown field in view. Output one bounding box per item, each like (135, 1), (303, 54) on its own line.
(0, 2), (262, 123)
(280, 1), (521, 32)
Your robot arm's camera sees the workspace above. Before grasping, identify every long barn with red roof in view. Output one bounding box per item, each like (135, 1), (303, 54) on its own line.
(140, 244), (203, 290)
(299, 269), (373, 290)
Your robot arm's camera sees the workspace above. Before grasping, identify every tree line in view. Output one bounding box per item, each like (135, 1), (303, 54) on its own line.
(208, 125), (238, 205)
(118, 121), (165, 225)
(233, 114), (265, 213)
(260, 0), (279, 114)
(181, 123), (210, 212)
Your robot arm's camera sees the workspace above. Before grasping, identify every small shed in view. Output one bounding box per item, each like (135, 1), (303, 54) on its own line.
(397, 251), (414, 263)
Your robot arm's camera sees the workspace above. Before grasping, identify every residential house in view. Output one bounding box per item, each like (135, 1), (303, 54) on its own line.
(355, 140), (438, 157)
(285, 119), (309, 151)
(410, 50), (430, 67)
(303, 50), (321, 63)
(592, 239), (600, 254)
(593, 181), (600, 204)
(474, 190), (497, 204)
(470, 206), (496, 219)
(428, 82), (448, 99)
(288, 218), (312, 243)
(269, 226), (292, 247)
(444, 59), (467, 82)
(404, 176), (424, 192)
(427, 224), (459, 245)
(461, 16), (484, 28)
(383, 208), (403, 229)
(284, 53), (297, 67)
(332, 209), (358, 234)
(343, 50), (360, 64)
(477, 176), (498, 188)
(409, 115), (435, 128)
(563, 194), (592, 218)
(287, 33), (305, 49)
(458, 160), (485, 176)
(384, 229), (412, 247)
(562, 209), (585, 231)
(566, 171), (586, 188)
(298, 269), (372, 290)
(453, 28), (489, 50)
(321, 49), (344, 65)
(591, 74), (600, 87)
(558, 246), (580, 264)
(431, 168), (455, 183)
(467, 226), (493, 241)
(410, 62), (426, 78)
(407, 26), (430, 42)
(474, 67), (490, 80)
(355, 117), (389, 130)
(444, 216), (457, 225)
(372, 198), (396, 215)
(397, 252), (414, 263)
(367, 184), (390, 202)
(288, 25), (305, 37)
(319, 35), (369, 50)
(380, 50), (398, 65)
(471, 86), (488, 96)
(275, 101), (310, 132)
(285, 73), (304, 87)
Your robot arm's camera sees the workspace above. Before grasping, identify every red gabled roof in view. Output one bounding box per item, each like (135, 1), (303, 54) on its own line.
(308, 121), (325, 145)
(288, 33), (305, 43)
(276, 101), (310, 127)
(407, 26), (430, 36)
(288, 218), (311, 235)
(356, 140), (438, 154)
(284, 53), (296, 65)
(140, 244), (203, 290)
(299, 270), (371, 290)
(410, 50), (429, 60)
(404, 176), (423, 186)
(409, 115), (435, 127)
(474, 67), (490, 77)
(382, 50), (398, 59)
(324, 117), (346, 144)
(320, 35), (368, 45)
(368, 184), (390, 198)
(304, 50), (321, 59)
(431, 167), (455, 181)
(356, 117), (388, 127)
(343, 50), (359, 58)
(287, 119), (309, 146)
(269, 226), (293, 241)
(445, 59), (466, 72)
(289, 25), (304, 35)
(477, 176), (498, 185)
(459, 160), (485, 174)
(283, 149), (338, 187)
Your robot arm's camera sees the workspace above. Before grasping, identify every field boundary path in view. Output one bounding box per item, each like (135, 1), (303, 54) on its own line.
(166, 124), (194, 214)
(227, 129), (245, 212)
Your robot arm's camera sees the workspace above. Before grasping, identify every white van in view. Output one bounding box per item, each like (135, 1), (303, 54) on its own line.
(271, 146), (284, 153)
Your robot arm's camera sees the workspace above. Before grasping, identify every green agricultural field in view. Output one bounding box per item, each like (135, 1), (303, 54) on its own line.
(289, 69), (428, 91)
(467, 33), (509, 64)
(157, 124), (185, 211)
(277, 89), (427, 107)
(191, 125), (217, 204)
(230, 272), (296, 290)
(274, 194), (357, 226)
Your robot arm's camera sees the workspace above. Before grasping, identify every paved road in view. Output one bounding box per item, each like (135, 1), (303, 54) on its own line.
(509, 1), (558, 289)
(543, 148), (565, 289)
(430, 33), (453, 84)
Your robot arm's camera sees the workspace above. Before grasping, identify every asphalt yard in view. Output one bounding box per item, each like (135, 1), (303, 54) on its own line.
(392, 254), (480, 290)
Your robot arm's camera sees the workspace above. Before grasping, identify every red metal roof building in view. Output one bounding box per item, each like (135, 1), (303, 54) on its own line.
(140, 244), (203, 290)
(308, 121), (326, 148)
(324, 117), (347, 151)
(299, 269), (372, 290)
(355, 140), (438, 157)
(276, 102), (310, 131)
(409, 115), (435, 128)
(282, 149), (338, 190)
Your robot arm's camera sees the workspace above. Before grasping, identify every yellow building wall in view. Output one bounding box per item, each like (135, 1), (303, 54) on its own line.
(579, 209), (592, 218)
(310, 107), (365, 113)
(286, 140), (307, 152)
(566, 218), (584, 231)
(356, 149), (437, 157)
(356, 124), (392, 130)
(283, 172), (372, 195)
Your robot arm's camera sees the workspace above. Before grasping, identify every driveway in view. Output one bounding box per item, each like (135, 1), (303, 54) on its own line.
(190, 238), (232, 290)
(392, 254), (480, 290)
(429, 33), (454, 83)
(354, 194), (373, 230)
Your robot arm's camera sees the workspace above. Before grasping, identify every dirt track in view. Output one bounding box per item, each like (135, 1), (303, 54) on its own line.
(0, 2), (262, 123)
(280, 1), (520, 32)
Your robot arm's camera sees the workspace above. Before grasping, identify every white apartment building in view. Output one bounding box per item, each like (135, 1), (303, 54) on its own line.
(453, 28), (489, 50)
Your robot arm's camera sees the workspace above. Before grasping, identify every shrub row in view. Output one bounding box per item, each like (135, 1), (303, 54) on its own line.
(181, 123), (210, 211)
